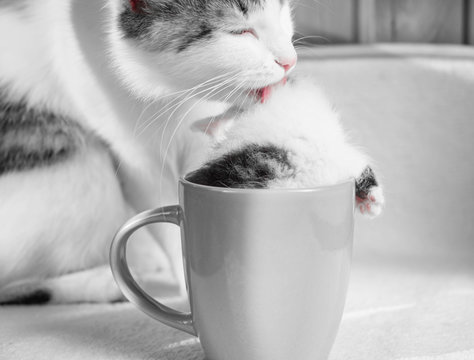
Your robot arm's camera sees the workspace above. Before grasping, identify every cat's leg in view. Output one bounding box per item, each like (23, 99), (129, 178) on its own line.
(0, 148), (123, 303)
(341, 144), (385, 218)
(355, 167), (385, 218)
(0, 204), (174, 305)
(0, 266), (122, 305)
(0, 90), (179, 303)
(0, 265), (178, 305)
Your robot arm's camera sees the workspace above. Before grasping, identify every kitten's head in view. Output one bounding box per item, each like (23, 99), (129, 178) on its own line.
(108, 0), (296, 103)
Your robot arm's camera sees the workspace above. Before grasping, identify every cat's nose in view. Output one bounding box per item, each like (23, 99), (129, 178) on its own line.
(275, 56), (297, 72)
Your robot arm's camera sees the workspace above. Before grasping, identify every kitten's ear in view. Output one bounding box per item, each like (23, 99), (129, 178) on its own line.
(193, 107), (242, 141)
(192, 116), (234, 142)
(128, 0), (147, 13)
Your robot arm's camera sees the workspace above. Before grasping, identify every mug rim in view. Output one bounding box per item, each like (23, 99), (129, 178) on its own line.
(180, 173), (355, 194)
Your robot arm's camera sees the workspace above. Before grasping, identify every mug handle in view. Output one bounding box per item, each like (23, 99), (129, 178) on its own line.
(109, 205), (196, 336)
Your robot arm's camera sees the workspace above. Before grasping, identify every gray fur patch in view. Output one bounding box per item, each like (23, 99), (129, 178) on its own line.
(0, 89), (100, 176)
(119, 0), (266, 52)
(187, 143), (294, 188)
(356, 167), (378, 199)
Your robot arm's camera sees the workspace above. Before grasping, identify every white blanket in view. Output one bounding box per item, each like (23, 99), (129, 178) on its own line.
(2, 263), (473, 360)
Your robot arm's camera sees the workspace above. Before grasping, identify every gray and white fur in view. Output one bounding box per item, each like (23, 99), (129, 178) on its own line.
(0, 0), (297, 304)
(189, 79), (385, 217)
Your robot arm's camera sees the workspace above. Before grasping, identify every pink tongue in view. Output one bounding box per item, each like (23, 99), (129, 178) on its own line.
(259, 86), (272, 103)
(257, 77), (287, 103)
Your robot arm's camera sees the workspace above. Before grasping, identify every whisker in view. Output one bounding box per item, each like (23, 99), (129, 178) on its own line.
(161, 75), (242, 153)
(201, 79), (249, 135)
(156, 72), (243, 158)
(136, 73), (240, 151)
(136, 72), (238, 136)
(157, 78), (241, 198)
(293, 35), (331, 45)
(133, 98), (159, 138)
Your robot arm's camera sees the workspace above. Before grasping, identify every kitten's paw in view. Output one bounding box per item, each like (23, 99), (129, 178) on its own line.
(355, 166), (384, 218)
(356, 186), (384, 218)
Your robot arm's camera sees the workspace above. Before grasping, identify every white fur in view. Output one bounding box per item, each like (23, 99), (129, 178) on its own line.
(206, 79), (385, 217)
(0, 0), (297, 302)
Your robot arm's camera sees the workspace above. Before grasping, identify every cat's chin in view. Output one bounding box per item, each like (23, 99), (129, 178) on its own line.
(208, 77), (288, 108)
(159, 76), (288, 109)
(251, 77), (288, 103)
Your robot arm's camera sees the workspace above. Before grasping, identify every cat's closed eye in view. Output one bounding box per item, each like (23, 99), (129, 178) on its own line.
(230, 29), (259, 38)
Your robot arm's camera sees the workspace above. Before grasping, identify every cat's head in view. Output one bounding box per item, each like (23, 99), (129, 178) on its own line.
(108, 0), (296, 103)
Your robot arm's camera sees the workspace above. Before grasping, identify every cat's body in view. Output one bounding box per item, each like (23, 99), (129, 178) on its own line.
(0, 0), (189, 303)
(189, 79), (384, 217)
(0, 0), (298, 304)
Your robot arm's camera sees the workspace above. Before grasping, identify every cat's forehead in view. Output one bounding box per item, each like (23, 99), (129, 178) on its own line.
(124, 0), (283, 19)
(144, 0), (268, 22)
(119, 0), (289, 52)
(143, 0), (273, 14)
(204, 0), (289, 14)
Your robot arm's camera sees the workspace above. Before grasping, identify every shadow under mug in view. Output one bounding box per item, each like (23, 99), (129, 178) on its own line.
(110, 176), (355, 360)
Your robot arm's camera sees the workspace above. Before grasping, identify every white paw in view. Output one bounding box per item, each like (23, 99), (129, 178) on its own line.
(356, 186), (384, 218)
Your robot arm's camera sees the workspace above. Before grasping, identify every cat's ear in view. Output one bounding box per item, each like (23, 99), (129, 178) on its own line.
(192, 116), (234, 143)
(128, 0), (147, 13)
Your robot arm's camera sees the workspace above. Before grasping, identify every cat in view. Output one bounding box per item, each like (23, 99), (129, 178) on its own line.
(0, 0), (297, 304)
(189, 78), (385, 217)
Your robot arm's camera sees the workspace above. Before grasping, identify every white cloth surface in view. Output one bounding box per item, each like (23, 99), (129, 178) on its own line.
(1, 264), (473, 360)
(1, 44), (474, 359)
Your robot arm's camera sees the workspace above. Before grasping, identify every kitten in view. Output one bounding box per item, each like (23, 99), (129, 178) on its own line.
(0, 0), (296, 304)
(189, 79), (385, 217)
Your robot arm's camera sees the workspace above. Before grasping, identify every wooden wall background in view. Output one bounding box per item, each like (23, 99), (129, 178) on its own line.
(293, 0), (474, 45)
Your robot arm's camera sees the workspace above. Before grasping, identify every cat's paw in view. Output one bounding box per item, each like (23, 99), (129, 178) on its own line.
(0, 267), (126, 305)
(356, 186), (384, 218)
(0, 280), (52, 305)
(355, 166), (384, 218)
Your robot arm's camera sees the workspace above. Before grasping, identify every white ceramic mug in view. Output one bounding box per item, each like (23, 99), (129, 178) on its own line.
(110, 176), (355, 360)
